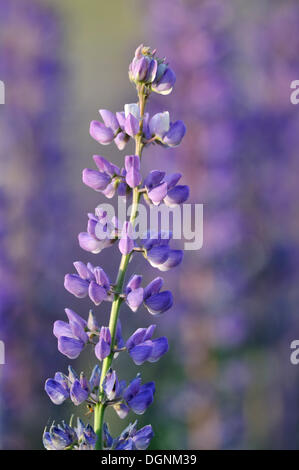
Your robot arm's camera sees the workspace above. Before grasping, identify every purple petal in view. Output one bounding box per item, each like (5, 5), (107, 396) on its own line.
(88, 281), (107, 305)
(93, 267), (110, 289)
(115, 111), (126, 129)
(164, 173), (182, 189)
(125, 155), (141, 188)
(149, 112), (170, 138)
(65, 308), (87, 329)
(45, 379), (69, 405)
(126, 274), (143, 292)
(148, 182), (168, 205)
(144, 277), (164, 299)
(99, 109), (119, 132)
(126, 328), (147, 350)
(164, 185), (189, 206)
(100, 326), (111, 344)
(70, 379), (89, 406)
(144, 170), (165, 190)
(152, 67), (176, 95)
(113, 403), (130, 420)
(103, 370), (119, 400)
(58, 336), (85, 359)
(87, 310), (99, 331)
(158, 249), (184, 271)
(64, 274), (89, 298)
(95, 337), (111, 361)
(69, 320), (88, 344)
(123, 376), (141, 402)
(78, 232), (103, 254)
(102, 181), (116, 198)
(129, 342), (153, 365)
(73, 261), (94, 280)
(143, 324), (156, 341)
(89, 120), (114, 144)
(144, 290), (173, 315)
(133, 425), (154, 450)
(131, 57), (149, 81)
(147, 246), (169, 268)
(145, 59), (158, 83)
(148, 337), (169, 362)
(124, 113), (139, 137)
(162, 120), (186, 147)
(82, 168), (110, 191)
(119, 221), (134, 255)
(127, 389), (154, 415)
(93, 155), (119, 177)
(54, 372), (69, 391)
(89, 365), (101, 390)
(126, 288), (144, 312)
(53, 320), (72, 339)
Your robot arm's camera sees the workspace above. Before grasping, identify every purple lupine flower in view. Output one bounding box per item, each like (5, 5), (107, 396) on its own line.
(126, 325), (169, 365)
(75, 418), (97, 450)
(78, 207), (119, 254)
(43, 419), (97, 450)
(144, 171), (189, 206)
(125, 155), (142, 188)
(89, 108), (120, 145)
(102, 369), (126, 402)
(53, 308), (88, 359)
(95, 326), (112, 361)
(64, 261), (111, 305)
(44, 377), (69, 405)
(43, 422), (77, 450)
(45, 365), (101, 407)
(108, 421), (154, 450)
(119, 221), (135, 255)
(125, 274), (144, 312)
(143, 111), (186, 147)
(129, 44), (158, 85)
(82, 155), (119, 196)
(123, 375), (155, 415)
(144, 277), (173, 315)
(140, 231), (184, 271)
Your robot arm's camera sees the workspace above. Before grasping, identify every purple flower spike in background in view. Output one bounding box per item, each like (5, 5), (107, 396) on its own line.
(44, 44), (187, 452)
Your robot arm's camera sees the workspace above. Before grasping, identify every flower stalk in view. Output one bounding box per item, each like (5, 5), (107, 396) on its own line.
(43, 44), (187, 452)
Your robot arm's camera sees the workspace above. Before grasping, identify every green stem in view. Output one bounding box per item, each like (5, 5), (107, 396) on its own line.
(94, 85), (146, 450)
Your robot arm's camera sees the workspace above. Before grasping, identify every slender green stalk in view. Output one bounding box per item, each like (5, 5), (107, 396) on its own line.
(94, 86), (147, 450)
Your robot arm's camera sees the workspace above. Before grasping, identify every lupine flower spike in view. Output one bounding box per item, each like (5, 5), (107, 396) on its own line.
(44, 44), (188, 450)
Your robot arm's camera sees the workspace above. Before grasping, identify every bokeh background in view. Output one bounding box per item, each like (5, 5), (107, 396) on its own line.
(1, 0), (299, 449)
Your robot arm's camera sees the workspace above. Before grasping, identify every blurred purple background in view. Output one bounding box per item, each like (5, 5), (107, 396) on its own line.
(0, 0), (299, 449)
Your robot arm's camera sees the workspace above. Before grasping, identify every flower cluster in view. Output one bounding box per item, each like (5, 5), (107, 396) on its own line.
(44, 45), (188, 451)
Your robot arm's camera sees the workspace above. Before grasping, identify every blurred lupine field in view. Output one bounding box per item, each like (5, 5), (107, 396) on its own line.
(1, 0), (299, 449)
